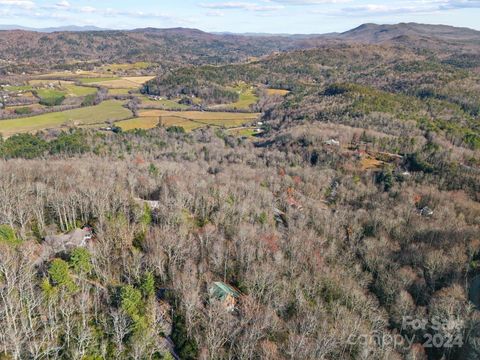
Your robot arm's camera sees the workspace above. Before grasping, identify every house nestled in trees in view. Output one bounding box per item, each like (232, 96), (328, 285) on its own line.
(209, 282), (241, 312)
(44, 226), (93, 254)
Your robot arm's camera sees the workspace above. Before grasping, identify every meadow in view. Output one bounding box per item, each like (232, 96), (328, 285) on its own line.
(81, 76), (155, 89)
(116, 110), (259, 132)
(0, 100), (131, 136)
(266, 88), (290, 96)
(210, 85), (259, 110)
(139, 97), (190, 110)
(99, 62), (152, 72)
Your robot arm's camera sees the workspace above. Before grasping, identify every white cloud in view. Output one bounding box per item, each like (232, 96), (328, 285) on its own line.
(206, 10), (226, 16)
(55, 0), (70, 8)
(199, 2), (284, 11)
(0, 0), (35, 9)
(268, 0), (351, 4)
(313, 0), (480, 16)
(79, 6), (96, 13)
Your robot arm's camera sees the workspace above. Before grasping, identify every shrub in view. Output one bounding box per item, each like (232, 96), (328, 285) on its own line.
(82, 94), (96, 107)
(70, 248), (92, 275)
(39, 95), (65, 107)
(323, 83), (351, 96)
(120, 285), (148, 334)
(0, 225), (21, 246)
(14, 106), (32, 115)
(48, 259), (77, 292)
(1, 133), (48, 159)
(166, 126), (186, 134)
(49, 131), (89, 155)
(141, 272), (155, 298)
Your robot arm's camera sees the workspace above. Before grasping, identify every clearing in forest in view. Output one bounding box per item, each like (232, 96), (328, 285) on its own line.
(210, 85), (259, 110)
(266, 89), (290, 96)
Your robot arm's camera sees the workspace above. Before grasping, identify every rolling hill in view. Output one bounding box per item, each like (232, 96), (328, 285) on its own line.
(0, 23), (478, 73)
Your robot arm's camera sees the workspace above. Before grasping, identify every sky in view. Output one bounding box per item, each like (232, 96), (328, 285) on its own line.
(0, 0), (479, 34)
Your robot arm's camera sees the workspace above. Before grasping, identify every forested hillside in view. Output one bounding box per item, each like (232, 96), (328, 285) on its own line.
(0, 23), (480, 360)
(0, 28), (331, 73)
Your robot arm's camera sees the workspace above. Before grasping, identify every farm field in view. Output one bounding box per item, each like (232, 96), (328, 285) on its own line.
(2, 85), (33, 92)
(266, 88), (290, 96)
(21, 81), (97, 98)
(157, 116), (205, 131)
(140, 97), (190, 110)
(5, 104), (46, 115)
(115, 117), (160, 131)
(210, 86), (259, 110)
(6, 104), (45, 111)
(34, 70), (101, 79)
(228, 87), (258, 109)
(78, 77), (119, 84)
(120, 110), (260, 132)
(29, 80), (72, 86)
(84, 76), (155, 89)
(0, 100), (131, 137)
(108, 88), (133, 96)
(63, 84), (98, 97)
(99, 62), (152, 72)
(124, 76), (155, 85)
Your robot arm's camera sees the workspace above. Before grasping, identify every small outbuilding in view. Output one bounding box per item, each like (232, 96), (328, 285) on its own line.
(420, 206), (434, 217)
(325, 139), (340, 147)
(209, 282), (241, 312)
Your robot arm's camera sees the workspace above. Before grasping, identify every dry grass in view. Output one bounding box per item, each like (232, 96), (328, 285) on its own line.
(123, 76), (155, 85)
(0, 100), (131, 136)
(88, 79), (139, 89)
(140, 109), (258, 121)
(108, 88), (133, 96)
(124, 110), (260, 132)
(87, 76), (153, 89)
(159, 116), (205, 131)
(116, 117), (159, 131)
(360, 157), (384, 170)
(266, 89), (290, 96)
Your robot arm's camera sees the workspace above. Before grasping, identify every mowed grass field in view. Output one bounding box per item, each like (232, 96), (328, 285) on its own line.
(210, 86), (259, 110)
(78, 77), (119, 84)
(229, 87), (258, 109)
(108, 88), (133, 96)
(0, 100), (132, 137)
(27, 80), (97, 97)
(119, 109), (259, 132)
(82, 76), (155, 89)
(116, 117), (160, 131)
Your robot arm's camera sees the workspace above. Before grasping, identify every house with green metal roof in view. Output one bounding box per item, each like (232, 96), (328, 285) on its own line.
(209, 282), (241, 312)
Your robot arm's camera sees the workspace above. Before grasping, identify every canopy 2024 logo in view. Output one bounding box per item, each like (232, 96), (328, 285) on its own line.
(402, 316), (464, 349)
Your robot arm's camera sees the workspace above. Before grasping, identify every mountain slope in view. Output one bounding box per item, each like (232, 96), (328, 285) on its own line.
(0, 28), (330, 71)
(0, 23), (478, 73)
(337, 23), (480, 54)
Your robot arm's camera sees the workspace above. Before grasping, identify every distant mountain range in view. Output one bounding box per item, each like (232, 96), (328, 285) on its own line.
(0, 23), (478, 72)
(1, 22), (478, 42)
(0, 25), (108, 32)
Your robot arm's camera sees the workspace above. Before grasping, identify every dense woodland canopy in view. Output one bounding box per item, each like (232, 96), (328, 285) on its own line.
(0, 23), (480, 360)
